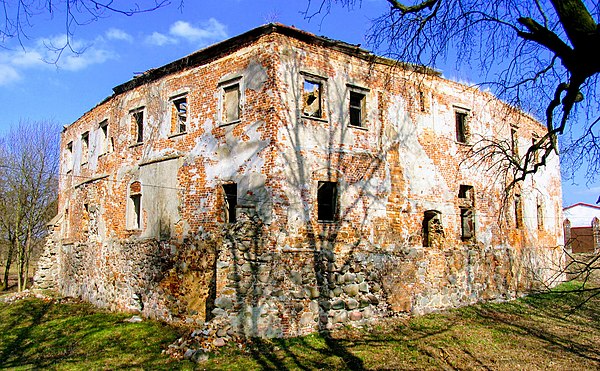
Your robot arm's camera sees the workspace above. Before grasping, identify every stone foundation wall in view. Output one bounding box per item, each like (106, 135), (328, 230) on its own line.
(208, 217), (564, 337)
(37, 215), (564, 338)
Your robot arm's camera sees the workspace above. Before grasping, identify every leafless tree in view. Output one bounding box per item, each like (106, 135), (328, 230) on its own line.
(305, 0), (600, 303)
(0, 120), (59, 291)
(306, 0), (600, 193)
(1, 0), (176, 56)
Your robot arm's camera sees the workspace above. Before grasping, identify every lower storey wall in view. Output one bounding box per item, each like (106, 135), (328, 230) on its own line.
(35, 217), (565, 337)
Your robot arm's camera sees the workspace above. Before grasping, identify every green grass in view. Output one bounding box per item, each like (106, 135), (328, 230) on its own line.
(1, 282), (599, 370)
(0, 297), (187, 369)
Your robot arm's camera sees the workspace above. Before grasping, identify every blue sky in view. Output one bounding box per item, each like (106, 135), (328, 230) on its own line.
(0, 0), (596, 206)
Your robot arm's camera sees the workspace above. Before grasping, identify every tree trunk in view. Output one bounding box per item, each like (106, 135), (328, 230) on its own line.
(1, 241), (14, 291)
(21, 228), (32, 291)
(16, 238), (22, 292)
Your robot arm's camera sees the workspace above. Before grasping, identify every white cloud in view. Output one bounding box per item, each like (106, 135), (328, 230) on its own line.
(106, 28), (133, 43)
(0, 33), (117, 85)
(6, 50), (46, 68)
(0, 64), (21, 85)
(34, 34), (117, 71)
(59, 47), (114, 71)
(169, 18), (228, 45)
(145, 32), (178, 46)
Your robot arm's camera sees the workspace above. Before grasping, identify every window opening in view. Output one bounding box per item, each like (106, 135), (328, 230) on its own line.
(63, 208), (69, 238)
(532, 136), (540, 163)
(131, 195), (141, 229)
(419, 90), (426, 112)
(223, 84), (240, 123)
(423, 210), (444, 247)
(99, 120), (108, 154)
(222, 183), (237, 223)
(172, 96), (187, 133)
(66, 141), (73, 172)
(81, 131), (89, 164)
(83, 203), (90, 232)
(132, 109), (144, 143)
(536, 201), (544, 230)
(455, 109), (468, 143)
(511, 127), (519, 157)
(317, 181), (337, 222)
(129, 181), (142, 229)
(349, 91), (366, 127)
(458, 185), (475, 240)
(514, 195), (523, 229)
(460, 207), (475, 240)
(458, 185), (474, 200)
(303, 80), (322, 118)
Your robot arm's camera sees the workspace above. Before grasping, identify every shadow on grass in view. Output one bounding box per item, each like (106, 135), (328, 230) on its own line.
(0, 298), (181, 369)
(244, 334), (365, 371)
(0, 299), (52, 366)
(2, 285), (599, 370)
(215, 286), (600, 370)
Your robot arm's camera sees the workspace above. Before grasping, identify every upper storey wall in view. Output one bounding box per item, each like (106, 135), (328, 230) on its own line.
(56, 28), (562, 249)
(58, 34), (282, 242)
(268, 33), (562, 250)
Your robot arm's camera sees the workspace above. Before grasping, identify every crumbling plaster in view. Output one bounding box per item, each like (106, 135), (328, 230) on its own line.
(35, 25), (564, 338)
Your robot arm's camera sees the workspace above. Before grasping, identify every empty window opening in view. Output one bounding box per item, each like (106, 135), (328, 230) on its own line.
(81, 131), (89, 164)
(536, 201), (544, 230)
(129, 181), (142, 230)
(172, 96), (188, 133)
(458, 185), (475, 241)
(83, 203), (90, 232)
(222, 183), (237, 223)
(532, 136), (540, 163)
(303, 80), (322, 118)
(66, 141), (73, 172)
(423, 210), (444, 247)
(63, 208), (69, 238)
(317, 181), (337, 222)
(223, 84), (240, 123)
(514, 195), (523, 229)
(132, 109), (144, 143)
(99, 120), (109, 154)
(458, 185), (474, 201)
(131, 195), (141, 229)
(511, 127), (519, 157)
(455, 109), (469, 143)
(419, 90), (426, 112)
(349, 91), (366, 127)
(460, 207), (475, 240)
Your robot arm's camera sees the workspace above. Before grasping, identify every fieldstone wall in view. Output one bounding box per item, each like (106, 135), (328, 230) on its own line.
(33, 226), (61, 290)
(36, 213), (564, 338)
(206, 215), (563, 337)
(37, 234), (217, 325)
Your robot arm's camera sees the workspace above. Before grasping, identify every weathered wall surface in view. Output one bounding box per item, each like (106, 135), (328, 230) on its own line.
(35, 25), (565, 337)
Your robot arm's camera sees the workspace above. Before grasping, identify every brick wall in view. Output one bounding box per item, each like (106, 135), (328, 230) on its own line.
(35, 25), (565, 337)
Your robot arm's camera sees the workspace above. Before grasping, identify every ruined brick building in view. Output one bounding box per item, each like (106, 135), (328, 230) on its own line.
(35, 24), (565, 337)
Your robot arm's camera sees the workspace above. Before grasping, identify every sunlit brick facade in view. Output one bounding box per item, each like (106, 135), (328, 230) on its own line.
(36, 24), (565, 337)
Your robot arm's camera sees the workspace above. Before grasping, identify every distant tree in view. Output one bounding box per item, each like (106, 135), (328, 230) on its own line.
(0, 120), (59, 291)
(306, 0), (600, 192)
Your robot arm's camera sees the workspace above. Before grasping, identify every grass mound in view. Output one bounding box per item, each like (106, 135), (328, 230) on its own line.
(1, 281), (598, 370)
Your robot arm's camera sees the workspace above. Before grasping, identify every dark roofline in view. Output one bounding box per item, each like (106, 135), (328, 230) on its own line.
(563, 202), (600, 211)
(112, 23), (439, 95)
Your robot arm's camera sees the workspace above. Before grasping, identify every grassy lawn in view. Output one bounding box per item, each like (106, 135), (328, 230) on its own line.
(0, 296), (185, 369)
(1, 282), (599, 370)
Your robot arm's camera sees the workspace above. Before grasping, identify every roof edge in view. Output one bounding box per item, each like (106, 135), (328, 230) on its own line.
(112, 23), (440, 96)
(563, 202), (600, 211)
